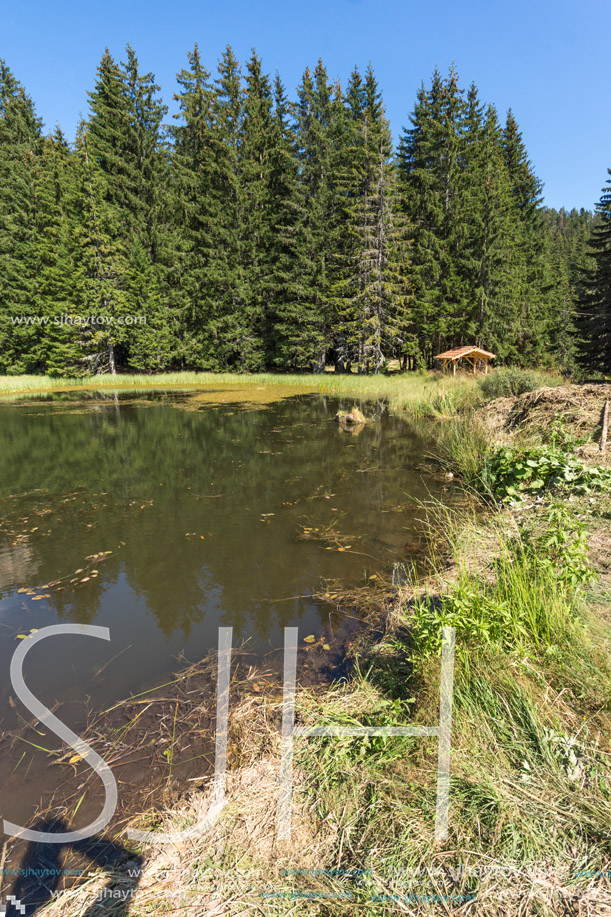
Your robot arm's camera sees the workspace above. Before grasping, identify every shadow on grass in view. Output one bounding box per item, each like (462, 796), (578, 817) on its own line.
(5, 819), (143, 916)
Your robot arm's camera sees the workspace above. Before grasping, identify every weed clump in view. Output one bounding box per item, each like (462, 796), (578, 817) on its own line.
(410, 506), (593, 659)
(479, 367), (554, 399)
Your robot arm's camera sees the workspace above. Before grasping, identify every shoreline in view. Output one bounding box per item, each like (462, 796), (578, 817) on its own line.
(3, 377), (611, 915)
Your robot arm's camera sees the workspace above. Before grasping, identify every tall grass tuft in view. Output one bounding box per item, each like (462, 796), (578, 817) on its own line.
(433, 411), (492, 492)
(409, 504), (592, 659)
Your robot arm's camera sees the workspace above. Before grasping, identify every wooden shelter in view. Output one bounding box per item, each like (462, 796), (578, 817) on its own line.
(434, 345), (496, 375)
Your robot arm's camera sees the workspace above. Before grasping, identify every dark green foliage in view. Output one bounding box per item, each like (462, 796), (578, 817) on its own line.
(32, 128), (82, 375)
(332, 66), (409, 374)
(578, 171), (611, 375)
(82, 46), (173, 373)
(168, 44), (222, 368)
(488, 444), (611, 504)
(273, 61), (346, 371)
(397, 68), (465, 366)
(542, 206), (593, 370)
(0, 50), (596, 376)
(500, 110), (550, 366)
(397, 70), (555, 368)
(0, 61), (43, 372)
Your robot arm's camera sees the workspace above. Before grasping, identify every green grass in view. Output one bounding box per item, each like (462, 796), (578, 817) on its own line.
(410, 504), (593, 658)
(432, 410), (611, 510)
(0, 369), (482, 416)
(479, 366), (563, 399)
(433, 410), (493, 490)
(279, 502), (611, 914)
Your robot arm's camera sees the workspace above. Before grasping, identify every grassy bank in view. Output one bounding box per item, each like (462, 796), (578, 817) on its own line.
(0, 369), (560, 417)
(44, 500), (610, 915)
(29, 375), (611, 916)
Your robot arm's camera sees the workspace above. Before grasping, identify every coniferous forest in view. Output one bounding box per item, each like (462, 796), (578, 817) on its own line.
(0, 45), (608, 377)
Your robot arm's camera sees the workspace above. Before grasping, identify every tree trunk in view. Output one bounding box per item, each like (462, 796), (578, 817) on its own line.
(108, 341), (116, 375)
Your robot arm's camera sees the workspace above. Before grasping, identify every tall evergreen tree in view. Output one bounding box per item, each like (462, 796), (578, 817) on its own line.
(0, 61), (42, 372)
(540, 207), (592, 370)
(501, 109), (548, 365)
(397, 71), (551, 367)
(32, 128), (82, 374)
(70, 119), (131, 373)
(578, 171), (611, 374)
(169, 44), (221, 368)
(235, 51), (277, 369)
(207, 46), (252, 368)
(83, 47), (173, 371)
(333, 65), (407, 372)
(265, 73), (299, 367)
(397, 67), (471, 365)
(0, 49), (591, 377)
(463, 101), (523, 358)
(274, 61), (345, 370)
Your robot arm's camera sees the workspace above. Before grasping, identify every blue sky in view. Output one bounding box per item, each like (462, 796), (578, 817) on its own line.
(2, 0), (609, 210)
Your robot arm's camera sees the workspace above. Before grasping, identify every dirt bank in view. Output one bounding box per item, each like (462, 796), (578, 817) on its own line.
(484, 383), (611, 463)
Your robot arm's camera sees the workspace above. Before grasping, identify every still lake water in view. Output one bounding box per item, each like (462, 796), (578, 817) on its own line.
(0, 387), (454, 829)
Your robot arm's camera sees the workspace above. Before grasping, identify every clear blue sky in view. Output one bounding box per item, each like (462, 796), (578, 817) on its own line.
(2, 0), (609, 210)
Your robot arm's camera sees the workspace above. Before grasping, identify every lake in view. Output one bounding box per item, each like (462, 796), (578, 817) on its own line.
(0, 387), (454, 831)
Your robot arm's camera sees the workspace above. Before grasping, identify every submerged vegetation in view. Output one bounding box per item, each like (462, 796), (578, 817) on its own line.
(0, 367), (485, 414)
(0, 366), (565, 420)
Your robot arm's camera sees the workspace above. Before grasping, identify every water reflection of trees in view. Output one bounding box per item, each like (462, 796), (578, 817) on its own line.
(0, 393), (438, 642)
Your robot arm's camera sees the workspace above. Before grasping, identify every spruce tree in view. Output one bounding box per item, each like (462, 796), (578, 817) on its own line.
(208, 46), (251, 369)
(397, 68), (470, 365)
(237, 51), (277, 369)
(0, 61), (42, 372)
(33, 128), (82, 374)
(578, 171), (611, 374)
(463, 101), (522, 358)
(265, 73), (299, 368)
(169, 44), (221, 368)
(274, 62), (345, 370)
(333, 65), (406, 373)
(0, 49), (587, 377)
(120, 46), (175, 370)
(543, 206), (593, 370)
(70, 119), (131, 373)
(501, 109), (548, 365)
(84, 47), (173, 371)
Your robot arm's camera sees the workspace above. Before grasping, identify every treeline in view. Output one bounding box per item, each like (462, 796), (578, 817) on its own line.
(0, 47), (596, 375)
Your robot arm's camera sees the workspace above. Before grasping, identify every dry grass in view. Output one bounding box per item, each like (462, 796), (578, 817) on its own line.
(29, 490), (611, 916)
(483, 383), (611, 456)
(33, 645), (611, 916)
(12, 377), (611, 916)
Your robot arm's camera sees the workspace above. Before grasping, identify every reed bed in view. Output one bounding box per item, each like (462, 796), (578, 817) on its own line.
(0, 370), (484, 417)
